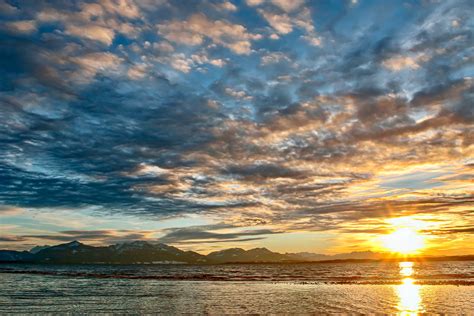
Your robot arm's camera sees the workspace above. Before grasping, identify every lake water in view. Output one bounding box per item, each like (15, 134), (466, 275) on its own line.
(1, 261), (473, 314)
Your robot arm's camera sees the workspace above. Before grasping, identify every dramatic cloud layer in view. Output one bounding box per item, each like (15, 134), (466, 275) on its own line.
(0, 0), (472, 254)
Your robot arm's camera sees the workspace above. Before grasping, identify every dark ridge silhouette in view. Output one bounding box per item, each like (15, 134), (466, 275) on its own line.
(1, 241), (473, 264)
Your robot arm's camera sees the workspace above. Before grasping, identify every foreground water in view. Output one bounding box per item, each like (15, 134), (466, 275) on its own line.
(1, 261), (473, 314)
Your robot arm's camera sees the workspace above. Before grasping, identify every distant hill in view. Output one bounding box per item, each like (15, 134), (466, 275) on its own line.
(1, 241), (473, 264)
(1, 242), (290, 264)
(27, 240), (208, 264)
(29, 245), (50, 254)
(0, 250), (34, 262)
(207, 247), (292, 263)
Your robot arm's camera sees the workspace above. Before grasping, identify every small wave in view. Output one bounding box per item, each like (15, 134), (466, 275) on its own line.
(1, 269), (473, 285)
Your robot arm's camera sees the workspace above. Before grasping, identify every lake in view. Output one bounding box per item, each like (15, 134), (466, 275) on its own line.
(1, 261), (473, 314)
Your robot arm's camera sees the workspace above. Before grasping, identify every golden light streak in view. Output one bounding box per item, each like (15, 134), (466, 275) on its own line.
(397, 277), (422, 315)
(396, 262), (423, 315)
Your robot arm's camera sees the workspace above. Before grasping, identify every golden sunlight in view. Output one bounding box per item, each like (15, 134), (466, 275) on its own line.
(399, 261), (414, 277)
(397, 277), (422, 315)
(378, 217), (429, 254)
(396, 262), (423, 315)
(381, 228), (425, 254)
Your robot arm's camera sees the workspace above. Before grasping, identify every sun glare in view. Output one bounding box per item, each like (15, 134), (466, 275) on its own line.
(381, 228), (425, 254)
(397, 277), (422, 314)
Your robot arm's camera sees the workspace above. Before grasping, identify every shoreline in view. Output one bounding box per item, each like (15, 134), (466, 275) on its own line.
(1, 255), (473, 266)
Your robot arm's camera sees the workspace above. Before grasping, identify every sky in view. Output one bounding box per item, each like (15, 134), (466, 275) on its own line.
(0, 0), (472, 255)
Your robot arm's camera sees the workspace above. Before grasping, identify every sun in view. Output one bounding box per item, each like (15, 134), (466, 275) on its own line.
(381, 227), (425, 254)
(378, 217), (429, 254)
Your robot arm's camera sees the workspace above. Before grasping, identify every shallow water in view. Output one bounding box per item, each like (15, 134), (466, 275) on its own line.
(1, 261), (473, 314)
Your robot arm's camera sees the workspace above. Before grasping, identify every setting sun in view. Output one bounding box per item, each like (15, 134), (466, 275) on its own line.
(381, 228), (425, 254)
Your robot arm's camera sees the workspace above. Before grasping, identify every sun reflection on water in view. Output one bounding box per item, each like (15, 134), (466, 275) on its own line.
(400, 261), (414, 277)
(396, 262), (423, 315)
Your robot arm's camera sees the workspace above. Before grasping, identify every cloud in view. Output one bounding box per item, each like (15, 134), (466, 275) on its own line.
(18, 230), (156, 244)
(158, 224), (281, 244)
(246, 0), (265, 6)
(261, 51), (291, 65)
(0, 206), (24, 216)
(256, 4), (319, 46)
(99, 0), (140, 19)
(153, 41), (175, 53)
(65, 24), (115, 45)
(223, 163), (306, 180)
(157, 13), (261, 54)
(245, 0), (305, 12)
(0, 0), (472, 253)
(302, 35), (321, 46)
(35, 0), (141, 45)
(0, 1), (18, 15)
(127, 63), (148, 79)
(270, 0), (305, 12)
(217, 1), (237, 12)
(169, 53), (193, 73)
(3, 20), (36, 34)
(258, 10), (293, 34)
(72, 52), (122, 82)
(0, 236), (27, 242)
(224, 87), (252, 100)
(382, 54), (430, 71)
(426, 227), (474, 235)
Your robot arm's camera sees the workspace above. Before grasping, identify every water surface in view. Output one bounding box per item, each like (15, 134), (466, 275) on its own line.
(1, 261), (472, 314)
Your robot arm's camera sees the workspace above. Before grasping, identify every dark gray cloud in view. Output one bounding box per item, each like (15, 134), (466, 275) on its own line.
(0, 235), (27, 242)
(422, 226), (474, 235)
(18, 230), (152, 244)
(222, 163), (306, 180)
(159, 224), (282, 244)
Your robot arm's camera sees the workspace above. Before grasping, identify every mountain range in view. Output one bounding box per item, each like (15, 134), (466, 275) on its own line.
(0, 240), (383, 264)
(1, 241), (472, 264)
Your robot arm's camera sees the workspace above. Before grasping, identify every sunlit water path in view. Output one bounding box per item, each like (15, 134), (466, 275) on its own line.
(397, 262), (422, 315)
